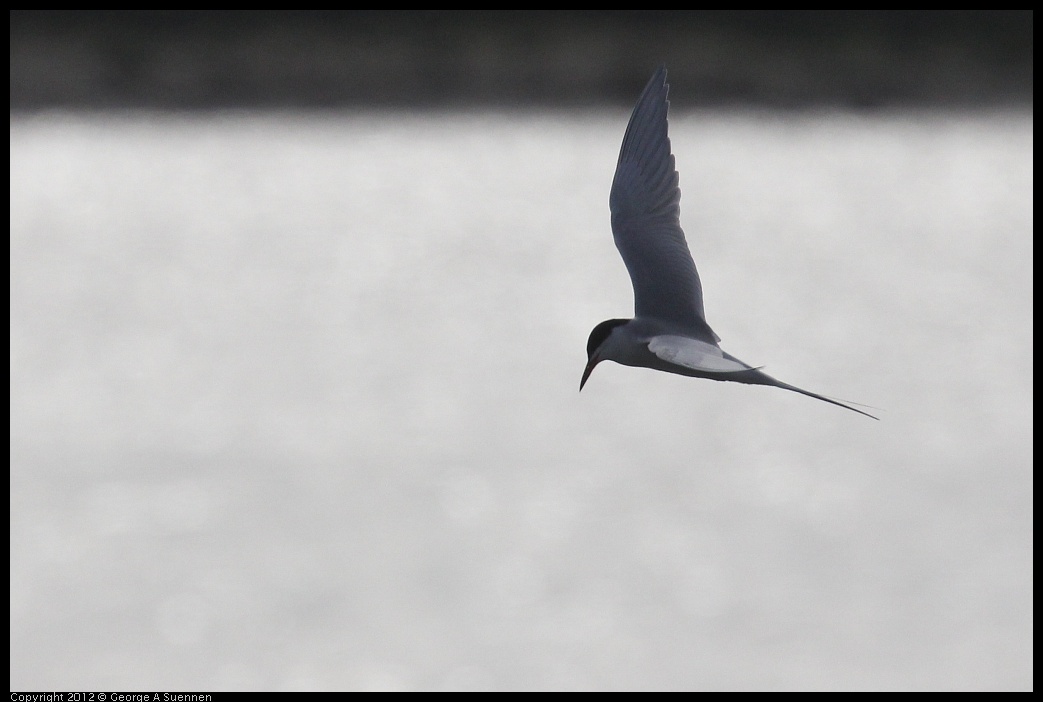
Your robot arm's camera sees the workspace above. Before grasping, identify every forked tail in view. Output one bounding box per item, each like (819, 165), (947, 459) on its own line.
(756, 371), (879, 420)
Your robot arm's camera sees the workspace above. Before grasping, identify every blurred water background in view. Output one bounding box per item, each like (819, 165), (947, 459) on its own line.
(9, 11), (1033, 692)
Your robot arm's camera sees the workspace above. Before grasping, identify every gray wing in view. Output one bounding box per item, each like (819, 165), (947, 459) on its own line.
(609, 66), (719, 343)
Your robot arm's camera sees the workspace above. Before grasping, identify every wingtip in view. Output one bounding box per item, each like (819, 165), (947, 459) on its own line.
(651, 65), (668, 88)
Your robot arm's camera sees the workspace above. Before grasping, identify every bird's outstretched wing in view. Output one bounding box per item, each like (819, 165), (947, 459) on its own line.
(647, 335), (879, 418)
(610, 66), (718, 343)
(647, 335), (753, 373)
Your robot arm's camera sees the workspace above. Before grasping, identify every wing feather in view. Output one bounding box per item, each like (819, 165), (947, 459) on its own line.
(609, 67), (718, 343)
(648, 336), (752, 373)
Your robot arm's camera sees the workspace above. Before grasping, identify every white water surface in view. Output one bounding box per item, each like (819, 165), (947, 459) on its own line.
(10, 109), (1033, 690)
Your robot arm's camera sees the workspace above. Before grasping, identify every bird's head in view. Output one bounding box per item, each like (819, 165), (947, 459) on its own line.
(580, 318), (630, 390)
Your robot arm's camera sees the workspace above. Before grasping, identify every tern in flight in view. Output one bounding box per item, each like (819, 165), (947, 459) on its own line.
(580, 66), (876, 420)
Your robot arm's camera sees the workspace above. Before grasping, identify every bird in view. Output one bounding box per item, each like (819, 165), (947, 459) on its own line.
(580, 66), (877, 420)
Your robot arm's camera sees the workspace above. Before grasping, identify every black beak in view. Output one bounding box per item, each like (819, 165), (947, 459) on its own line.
(579, 356), (599, 391)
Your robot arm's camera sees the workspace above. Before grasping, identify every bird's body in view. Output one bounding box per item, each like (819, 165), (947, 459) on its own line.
(581, 66), (876, 420)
